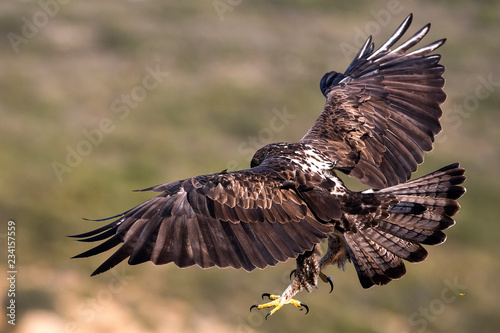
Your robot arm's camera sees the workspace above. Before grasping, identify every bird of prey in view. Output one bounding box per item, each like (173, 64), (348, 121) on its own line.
(72, 14), (466, 318)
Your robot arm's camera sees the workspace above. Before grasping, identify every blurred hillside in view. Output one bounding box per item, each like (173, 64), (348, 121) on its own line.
(0, 1), (499, 332)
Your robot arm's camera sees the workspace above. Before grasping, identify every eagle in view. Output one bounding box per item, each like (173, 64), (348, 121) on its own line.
(72, 14), (466, 318)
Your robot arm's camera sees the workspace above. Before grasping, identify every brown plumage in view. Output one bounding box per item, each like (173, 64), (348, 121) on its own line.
(72, 14), (465, 316)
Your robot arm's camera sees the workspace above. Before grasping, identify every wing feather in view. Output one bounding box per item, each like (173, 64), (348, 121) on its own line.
(72, 165), (333, 275)
(302, 14), (446, 189)
(249, 223), (289, 262)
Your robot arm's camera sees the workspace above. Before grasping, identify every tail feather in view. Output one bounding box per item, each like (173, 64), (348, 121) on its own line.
(386, 210), (455, 230)
(361, 227), (428, 262)
(344, 231), (405, 288)
(344, 163), (465, 288)
(376, 163), (466, 196)
(377, 220), (446, 245)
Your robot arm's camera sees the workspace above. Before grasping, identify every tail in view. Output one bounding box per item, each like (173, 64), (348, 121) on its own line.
(343, 163), (466, 288)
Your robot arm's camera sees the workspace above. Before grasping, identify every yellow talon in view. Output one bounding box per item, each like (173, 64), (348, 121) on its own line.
(289, 299), (304, 308)
(250, 293), (309, 319)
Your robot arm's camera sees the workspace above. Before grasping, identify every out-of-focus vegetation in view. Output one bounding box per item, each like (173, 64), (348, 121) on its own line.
(0, 1), (499, 332)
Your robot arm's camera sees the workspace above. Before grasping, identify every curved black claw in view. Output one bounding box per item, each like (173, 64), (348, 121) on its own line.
(265, 312), (272, 320)
(320, 272), (334, 293)
(300, 302), (309, 315)
(326, 276), (334, 293)
(261, 293), (271, 300)
(289, 269), (297, 280)
(250, 304), (258, 312)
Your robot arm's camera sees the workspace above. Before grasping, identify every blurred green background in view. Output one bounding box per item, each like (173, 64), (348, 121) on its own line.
(0, 1), (499, 332)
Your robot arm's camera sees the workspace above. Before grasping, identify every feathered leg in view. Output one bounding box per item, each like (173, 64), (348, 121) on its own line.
(318, 232), (349, 292)
(250, 244), (321, 318)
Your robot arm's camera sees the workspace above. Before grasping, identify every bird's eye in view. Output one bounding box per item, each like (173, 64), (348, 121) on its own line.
(251, 156), (260, 168)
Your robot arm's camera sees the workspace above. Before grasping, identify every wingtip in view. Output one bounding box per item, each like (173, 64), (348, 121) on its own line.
(90, 269), (102, 277)
(82, 213), (122, 222)
(400, 13), (413, 32)
(71, 252), (87, 259)
(405, 13), (413, 24)
(437, 38), (447, 46)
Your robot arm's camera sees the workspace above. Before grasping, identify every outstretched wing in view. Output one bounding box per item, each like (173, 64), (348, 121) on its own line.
(71, 166), (333, 275)
(301, 14), (446, 189)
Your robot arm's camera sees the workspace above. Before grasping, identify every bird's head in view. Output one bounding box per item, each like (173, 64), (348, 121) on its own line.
(251, 142), (298, 168)
(250, 145), (269, 168)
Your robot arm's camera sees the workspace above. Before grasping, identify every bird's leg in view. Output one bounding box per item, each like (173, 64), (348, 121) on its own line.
(318, 232), (349, 293)
(250, 244), (321, 319)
